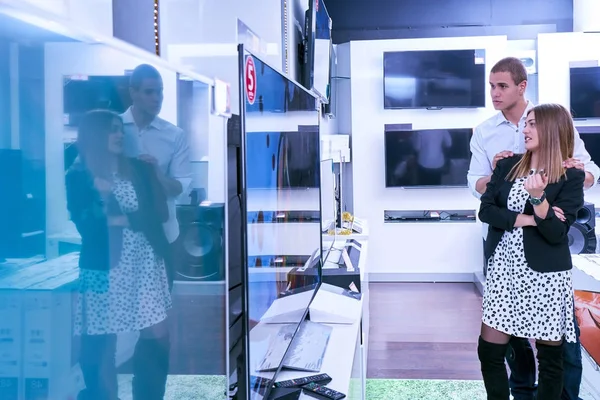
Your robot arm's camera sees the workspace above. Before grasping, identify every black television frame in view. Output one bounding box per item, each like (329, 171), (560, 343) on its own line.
(382, 49), (487, 110)
(569, 65), (600, 120)
(302, 0), (332, 104)
(62, 74), (131, 127)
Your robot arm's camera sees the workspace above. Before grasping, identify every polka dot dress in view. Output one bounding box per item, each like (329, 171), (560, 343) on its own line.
(75, 178), (172, 335)
(482, 176), (576, 343)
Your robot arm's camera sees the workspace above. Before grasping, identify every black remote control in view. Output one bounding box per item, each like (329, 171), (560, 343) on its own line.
(250, 375), (272, 388)
(301, 382), (346, 400)
(274, 373), (332, 388)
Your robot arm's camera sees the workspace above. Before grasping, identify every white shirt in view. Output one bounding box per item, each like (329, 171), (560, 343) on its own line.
(468, 101), (600, 238)
(121, 107), (192, 243)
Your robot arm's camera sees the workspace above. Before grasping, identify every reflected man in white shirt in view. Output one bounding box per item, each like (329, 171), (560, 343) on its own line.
(468, 57), (597, 400)
(121, 63), (192, 400)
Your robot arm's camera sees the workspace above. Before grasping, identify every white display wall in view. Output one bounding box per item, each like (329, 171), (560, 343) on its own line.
(342, 35), (509, 280)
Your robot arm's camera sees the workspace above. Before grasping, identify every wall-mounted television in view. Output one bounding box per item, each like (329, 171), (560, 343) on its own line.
(383, 49), (486, 109)
(570, 66), (600, 119)
(384, 127), (472, 187)
(63, 75), (131, 126)
(579, 130), (600, 167)
(302, 0), (332, 102)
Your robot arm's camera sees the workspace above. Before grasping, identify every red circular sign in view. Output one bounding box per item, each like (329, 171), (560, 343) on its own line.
(245, 56), (257, 105)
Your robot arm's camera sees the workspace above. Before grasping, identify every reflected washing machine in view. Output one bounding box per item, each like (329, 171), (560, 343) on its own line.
(174, 203), (225, 281)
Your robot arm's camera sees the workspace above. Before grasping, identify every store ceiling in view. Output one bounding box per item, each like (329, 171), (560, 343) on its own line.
(323, 0), (574, 43)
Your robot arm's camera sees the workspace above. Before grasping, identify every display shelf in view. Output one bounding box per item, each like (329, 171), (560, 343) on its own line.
(384, 209), (477, 223)
(247, 237), (369, 399)
(249, 320), (362, 400)
(324, 219), (370, 242)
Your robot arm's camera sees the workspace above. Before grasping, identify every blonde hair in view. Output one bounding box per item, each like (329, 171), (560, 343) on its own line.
(507, 103), (574, 184)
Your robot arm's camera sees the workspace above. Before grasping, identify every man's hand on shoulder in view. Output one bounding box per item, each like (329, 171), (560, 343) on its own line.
(563, 158), (584, 171)
(139, 154), (158, 166)
(492, 151), (514, 170)
(563, 157), (595, 188)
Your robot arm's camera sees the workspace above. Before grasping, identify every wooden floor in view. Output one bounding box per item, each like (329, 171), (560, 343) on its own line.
(368, 282), (483, 380)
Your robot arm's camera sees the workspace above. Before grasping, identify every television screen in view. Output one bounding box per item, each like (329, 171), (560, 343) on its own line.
(245, 131), (320, 189)
(574, 290), (600, 368)
(579, 131), (600, 170)
(383, 49), (486, 109)
(63, 75), (131, 126)
(570, 66), (600, 119)
(311, 0), (332, 101)
(384, 128), (472, 187)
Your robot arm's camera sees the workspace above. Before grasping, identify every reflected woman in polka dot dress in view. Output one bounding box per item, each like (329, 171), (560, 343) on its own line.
(477, 104), (585, 400)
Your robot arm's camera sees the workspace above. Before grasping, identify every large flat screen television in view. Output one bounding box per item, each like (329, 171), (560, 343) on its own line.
(239, 46), (322, 400)
(384, 127), (472, 187)
(570, 66), (600, 119)
(302, 0), (332, 102)
(383, 49), (486, 109)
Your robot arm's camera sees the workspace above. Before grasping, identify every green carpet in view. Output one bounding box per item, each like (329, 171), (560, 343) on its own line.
(365, 379), (597, 400)
(365, 379), (487, 400)
(114, 375), (596, 399)
(118, 374), (227, 400)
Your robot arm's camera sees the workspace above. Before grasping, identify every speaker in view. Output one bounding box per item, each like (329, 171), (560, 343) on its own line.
(568, 202), (596, 254)
(174, 203), (225, 281)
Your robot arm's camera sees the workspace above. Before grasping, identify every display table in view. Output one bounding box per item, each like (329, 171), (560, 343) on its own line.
(248, 238), (369, 400)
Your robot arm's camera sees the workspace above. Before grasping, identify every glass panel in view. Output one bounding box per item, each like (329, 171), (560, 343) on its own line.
(0, 5), (228, 399)
(241, 48), (322, 399)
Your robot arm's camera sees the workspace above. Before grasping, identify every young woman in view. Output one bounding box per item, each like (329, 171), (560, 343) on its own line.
(66, 110), (172, 400)
(477, 103), (585, 400)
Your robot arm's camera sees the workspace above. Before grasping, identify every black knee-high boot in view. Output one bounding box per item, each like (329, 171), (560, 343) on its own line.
(477, 336), (510, 400)
(132, 334), (170, 400)
(536, 342), (564, 400)
(78, 334), (118, 400)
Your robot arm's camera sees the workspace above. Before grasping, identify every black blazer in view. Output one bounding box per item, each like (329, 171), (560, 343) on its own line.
(479, 155), (584, 273)
(66, 157), (170, 271)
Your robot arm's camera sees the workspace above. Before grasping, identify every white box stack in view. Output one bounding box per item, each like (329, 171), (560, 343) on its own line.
(0, 253), (79, 400)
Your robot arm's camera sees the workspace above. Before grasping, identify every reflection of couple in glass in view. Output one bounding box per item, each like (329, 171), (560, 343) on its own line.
(67, 64), (190, 400)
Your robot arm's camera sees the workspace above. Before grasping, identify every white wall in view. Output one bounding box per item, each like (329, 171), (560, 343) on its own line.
(44, 43), (178, 243)
(347, 36), (509, 279)
(6, 0), (113, 37)
(537, 32), (600, 116)
(160, 0), (283, 116)
(573, 0), (600, 32)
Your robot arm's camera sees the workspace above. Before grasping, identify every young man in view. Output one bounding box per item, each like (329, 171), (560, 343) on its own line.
(123, 63), (192, 268)
(468, 57), (598, 400)
(121, 64), (192, 399)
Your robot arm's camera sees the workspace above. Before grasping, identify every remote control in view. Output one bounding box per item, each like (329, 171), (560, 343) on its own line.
(250, 375), (272, 388)
(274, 373), (332, 388)
(301, 382), (346, 400)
